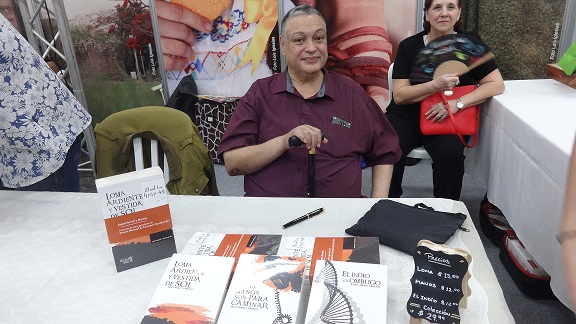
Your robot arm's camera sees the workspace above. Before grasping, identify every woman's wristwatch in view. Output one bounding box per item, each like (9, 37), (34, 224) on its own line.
(456, 98), (464, 110)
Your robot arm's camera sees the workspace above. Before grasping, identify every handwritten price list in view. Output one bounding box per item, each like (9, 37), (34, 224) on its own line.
(407, 245), (469, 324)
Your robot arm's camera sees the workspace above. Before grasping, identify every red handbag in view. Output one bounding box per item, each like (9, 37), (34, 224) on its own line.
(420, 85), (480, 148)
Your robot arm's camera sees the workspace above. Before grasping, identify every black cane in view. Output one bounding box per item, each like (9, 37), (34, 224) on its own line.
(288, 134), (323, 197)
(307, 148), (316, 197)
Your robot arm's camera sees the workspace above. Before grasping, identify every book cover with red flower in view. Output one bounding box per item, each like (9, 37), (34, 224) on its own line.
(141, 254), (235, 324)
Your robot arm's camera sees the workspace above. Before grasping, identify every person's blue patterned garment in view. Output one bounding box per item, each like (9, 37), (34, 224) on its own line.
(0, 14), (91, 188)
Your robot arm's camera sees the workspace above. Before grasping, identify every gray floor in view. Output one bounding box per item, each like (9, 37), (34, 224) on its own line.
(81, 160), (576, 323)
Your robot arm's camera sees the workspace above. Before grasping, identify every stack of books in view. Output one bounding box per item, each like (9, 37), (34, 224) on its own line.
(182, 232), (380, 279)
(141, 232), (388, 323)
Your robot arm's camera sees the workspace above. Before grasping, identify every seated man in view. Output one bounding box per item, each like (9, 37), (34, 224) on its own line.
(218, 5), (401, 198)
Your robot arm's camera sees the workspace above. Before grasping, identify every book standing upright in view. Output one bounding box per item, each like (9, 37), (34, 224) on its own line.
(95, 166), (177, 271)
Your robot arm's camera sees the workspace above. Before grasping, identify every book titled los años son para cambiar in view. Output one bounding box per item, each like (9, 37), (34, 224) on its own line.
(218, 253), (307, 323)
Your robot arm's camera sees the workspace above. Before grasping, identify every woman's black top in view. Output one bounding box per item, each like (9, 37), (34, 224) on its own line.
(387, 30), (499, 120)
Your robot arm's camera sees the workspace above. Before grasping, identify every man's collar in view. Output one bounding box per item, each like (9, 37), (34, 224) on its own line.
(276, 68), (332, 99)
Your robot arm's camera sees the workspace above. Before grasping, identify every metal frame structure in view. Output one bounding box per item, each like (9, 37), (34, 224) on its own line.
(16, 0), (96, 174)
(148, 0), (169, 104)
(416, 0), (425, 34)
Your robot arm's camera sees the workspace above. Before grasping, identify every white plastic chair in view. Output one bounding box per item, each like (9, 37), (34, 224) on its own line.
(132, 137), (170, 184)
(388, 62), (432, 161)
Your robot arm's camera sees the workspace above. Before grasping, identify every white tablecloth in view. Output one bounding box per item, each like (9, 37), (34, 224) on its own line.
(466, 79), (576, 311)
(0, 192), (513, 323)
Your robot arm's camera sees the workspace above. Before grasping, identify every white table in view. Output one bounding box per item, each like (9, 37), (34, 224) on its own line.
(0, 192), (513, 323)
(466, 79), (576, 311)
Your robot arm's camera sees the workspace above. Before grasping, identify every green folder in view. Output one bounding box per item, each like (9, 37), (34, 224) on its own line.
(558, 40), (576, 75)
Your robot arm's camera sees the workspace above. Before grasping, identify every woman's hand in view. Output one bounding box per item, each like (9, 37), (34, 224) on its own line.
(434, 73), (460, 92)
(424, 99), (459, 122)
(424, 73), (461, 122)
(390, 74), (461, 106)
(155, 0), (213, 71)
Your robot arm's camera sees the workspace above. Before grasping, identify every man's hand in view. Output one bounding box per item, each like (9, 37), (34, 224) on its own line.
(224, 124), (328, 176)
(284, 125), (328, 151)
(155, 0), (213, 71)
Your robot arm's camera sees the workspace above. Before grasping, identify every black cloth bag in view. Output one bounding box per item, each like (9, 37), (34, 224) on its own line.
(345, 200), (467, 254)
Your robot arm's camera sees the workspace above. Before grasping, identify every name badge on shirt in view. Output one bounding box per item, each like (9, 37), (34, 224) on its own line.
(332, 116), (351, 128)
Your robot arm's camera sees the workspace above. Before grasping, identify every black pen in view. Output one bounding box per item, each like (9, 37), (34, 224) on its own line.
(282, 208), (324, 229)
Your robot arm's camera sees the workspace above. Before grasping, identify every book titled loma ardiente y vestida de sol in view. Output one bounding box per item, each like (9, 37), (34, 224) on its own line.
(141, 254), (235, 324)
(95, 166), (176, 272)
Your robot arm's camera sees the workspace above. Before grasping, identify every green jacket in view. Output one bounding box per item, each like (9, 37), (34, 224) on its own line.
(94, 106), (219, 196)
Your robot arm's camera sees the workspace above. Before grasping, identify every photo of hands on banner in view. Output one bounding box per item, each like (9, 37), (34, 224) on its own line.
(154, 0), (417, 109)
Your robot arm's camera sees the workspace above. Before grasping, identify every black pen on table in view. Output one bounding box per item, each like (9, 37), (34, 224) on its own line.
(282, 207), (324, 229)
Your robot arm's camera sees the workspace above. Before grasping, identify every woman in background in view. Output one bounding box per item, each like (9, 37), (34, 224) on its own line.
(385, 0), (504, 200)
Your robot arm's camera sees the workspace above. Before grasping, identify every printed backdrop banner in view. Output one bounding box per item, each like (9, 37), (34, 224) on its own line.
(5, 0), (572, 124)
(17, 0), (570, 126)
(59, 0), (164, 124)
(154, 0), (418, 101)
